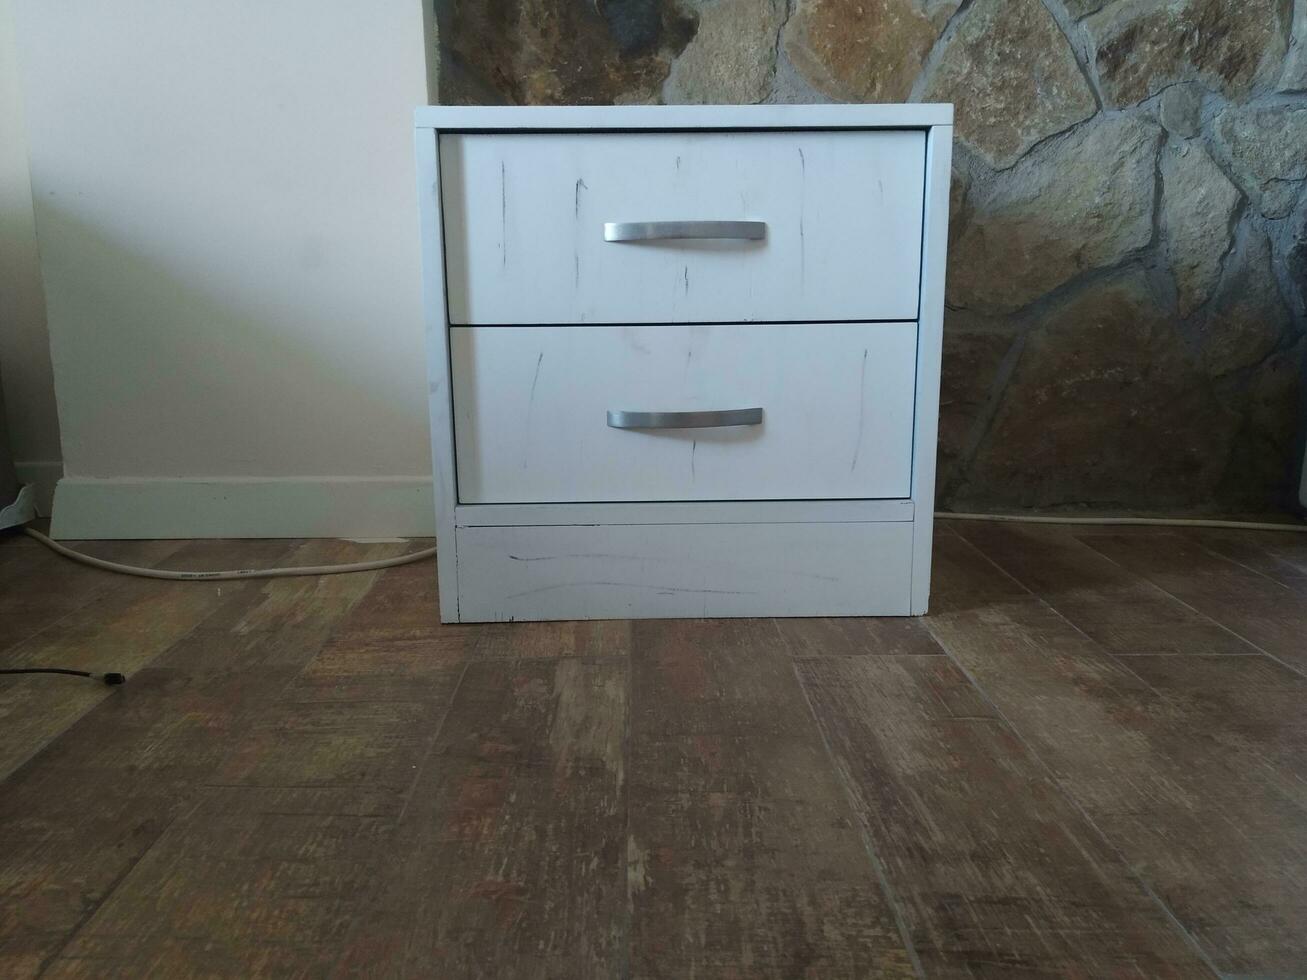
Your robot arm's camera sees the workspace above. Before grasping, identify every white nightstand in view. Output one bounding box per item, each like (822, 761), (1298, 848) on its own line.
(415, 105), (953, 622)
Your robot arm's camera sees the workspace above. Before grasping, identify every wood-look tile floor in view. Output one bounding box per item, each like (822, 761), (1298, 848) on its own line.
(2, 522), (1305, 977)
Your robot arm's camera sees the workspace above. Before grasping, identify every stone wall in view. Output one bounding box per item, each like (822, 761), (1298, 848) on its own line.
(435, 0), (1307, 513)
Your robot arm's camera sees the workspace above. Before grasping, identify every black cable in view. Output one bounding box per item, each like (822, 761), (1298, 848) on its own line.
(0, 668), (126, 685)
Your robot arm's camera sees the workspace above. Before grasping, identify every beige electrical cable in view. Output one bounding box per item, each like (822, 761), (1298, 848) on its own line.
(938, 512), (1307, 532)
(18, 511), (1307, 582)
(21, 527), (437, 581)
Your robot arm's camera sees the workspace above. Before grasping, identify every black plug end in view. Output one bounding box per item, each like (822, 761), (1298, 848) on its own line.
(101, 672), (127, 686)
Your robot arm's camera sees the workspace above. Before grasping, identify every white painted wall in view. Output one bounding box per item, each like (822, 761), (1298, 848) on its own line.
(0, 0), (61, 511)
(12, 0), (437, 538)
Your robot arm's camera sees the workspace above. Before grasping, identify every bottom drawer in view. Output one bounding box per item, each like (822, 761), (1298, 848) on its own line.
(454, 521), (914, 621)
(451, 322), (918, 504)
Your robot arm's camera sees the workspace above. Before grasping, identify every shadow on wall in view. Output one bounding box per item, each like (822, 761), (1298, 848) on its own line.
(36, 204), (430, 479)
(432, 0), (1307, 514)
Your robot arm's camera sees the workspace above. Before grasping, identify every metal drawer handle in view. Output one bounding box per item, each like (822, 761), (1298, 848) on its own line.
(603, 221), (766, 242)
(607, 408), (763, 429)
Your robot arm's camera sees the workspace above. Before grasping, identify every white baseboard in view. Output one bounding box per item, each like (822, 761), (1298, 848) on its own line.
(50, 476), (436, 540)
(15, 460), (63, 516)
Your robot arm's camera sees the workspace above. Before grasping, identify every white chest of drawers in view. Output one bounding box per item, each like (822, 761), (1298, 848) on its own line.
(415, 105), (953, 623)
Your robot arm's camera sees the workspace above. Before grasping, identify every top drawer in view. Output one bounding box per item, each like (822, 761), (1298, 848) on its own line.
(439, 130), (926, 325)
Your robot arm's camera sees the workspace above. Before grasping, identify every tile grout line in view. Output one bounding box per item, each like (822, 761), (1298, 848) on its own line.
(314, 558), (482, 977)
(779, 618), (928, 979)
(2, 586), (271, 787)
(955, 524), (1296, 687)
(950, 527), (1219, 704)
(33, 542), (395, 975)
(31, 614), (302, 973)
(321, 657), (473, 978)
(0, 539), (193, 659)
(925, 618), (1224, 979)
(317, 559), (486, 977)
(936, 531), (1224, 977)
(619, 625), (635, 980)
(35, 801), (204, 977)
(0, 543), (210, 783)
(1072, 531), (1307, 682)
(1190, 537), (1306, 592)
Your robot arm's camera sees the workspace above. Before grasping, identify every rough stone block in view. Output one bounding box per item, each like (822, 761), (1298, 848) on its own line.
(440, 0), (695, 105)
(937, 314), (1019, 492)
(1157, 83), (1204, 138)
(960, 273), (1238, 509)
(1199, 231), (1293, 378)
(782, 0), (958, 103)
(664, 0), (786, 105)
(948, 115), (1161, 315)
(922, 0), (1097, 169)
(1085, 0), (1289, 106)
(1161, 141), (1242, 318)
(1214, 105), (1307, 219)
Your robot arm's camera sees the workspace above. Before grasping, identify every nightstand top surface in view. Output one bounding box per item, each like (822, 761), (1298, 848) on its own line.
(415, 103), (954, 131)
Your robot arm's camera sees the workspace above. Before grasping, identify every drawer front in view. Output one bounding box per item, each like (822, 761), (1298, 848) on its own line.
(451, 323), (917, 504)
(455, 522), (915, 621)
(440, 130), (926, 325)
